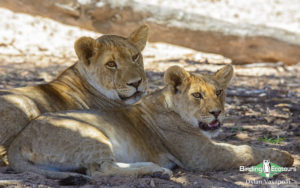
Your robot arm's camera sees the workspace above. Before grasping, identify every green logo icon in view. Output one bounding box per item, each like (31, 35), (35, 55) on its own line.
(239, 160), (296, 178)
(251, 160), (283, 178)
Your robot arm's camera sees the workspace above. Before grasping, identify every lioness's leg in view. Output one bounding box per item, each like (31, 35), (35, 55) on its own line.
(0, 94), (40, 165)
(89, 161), (172, 178)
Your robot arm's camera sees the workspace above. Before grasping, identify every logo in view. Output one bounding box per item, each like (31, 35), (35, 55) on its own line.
(239, 160), (296, 178)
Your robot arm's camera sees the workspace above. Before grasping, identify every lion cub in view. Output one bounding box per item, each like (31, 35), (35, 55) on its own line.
(0, 25), (149, 165)
(8, 65), (293, 180)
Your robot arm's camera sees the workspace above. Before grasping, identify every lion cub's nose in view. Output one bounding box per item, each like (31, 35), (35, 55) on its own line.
(127, 78), (142, 89)
(210, 110), (221, 118)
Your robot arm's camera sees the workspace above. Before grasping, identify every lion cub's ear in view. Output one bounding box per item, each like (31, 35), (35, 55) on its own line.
(213, 65), (234, 87)
(128, 25), (149, 51)
(164, 66), (190, 93)
(74, 37), (97, 66)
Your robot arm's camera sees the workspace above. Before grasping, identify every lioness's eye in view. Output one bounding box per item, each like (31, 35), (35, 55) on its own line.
(132, 54), (139, 62)
(216, 89), (223, 96)
(192, 92), (203, 99)
(106, 61), (117, 68)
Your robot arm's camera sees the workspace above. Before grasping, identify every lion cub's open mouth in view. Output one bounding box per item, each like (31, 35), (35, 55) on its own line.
(198, 120), (221, 131)
(119, 91), (143, 101)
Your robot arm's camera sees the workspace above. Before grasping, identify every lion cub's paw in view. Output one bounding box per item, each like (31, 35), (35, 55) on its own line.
(268, 148), (294, 167)
(278, 150), (294, 167)
(152, 168), (173, 180)
(140, 167), (172, 180)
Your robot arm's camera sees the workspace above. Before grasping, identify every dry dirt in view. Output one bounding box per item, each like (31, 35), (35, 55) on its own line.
(0, 7), (299, 188)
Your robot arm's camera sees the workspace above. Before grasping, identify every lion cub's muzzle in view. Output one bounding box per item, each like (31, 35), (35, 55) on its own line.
(198, 110), (223, 131)
(198, 120), (221, 131)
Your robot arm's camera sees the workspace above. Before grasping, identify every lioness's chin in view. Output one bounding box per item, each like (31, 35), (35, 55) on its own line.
(124, 96), (142, 104)
(120, 91), (145, 104)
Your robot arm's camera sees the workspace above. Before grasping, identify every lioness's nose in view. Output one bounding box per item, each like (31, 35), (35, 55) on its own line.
(127, 78), (142, 89)
(210, 110), (221, 118)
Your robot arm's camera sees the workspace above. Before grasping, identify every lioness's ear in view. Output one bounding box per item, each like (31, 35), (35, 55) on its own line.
(128, 25), (149, 51)
(164, 66), (190, 93)
(214, 65), (234, 87)
(74, 36), (97, 65)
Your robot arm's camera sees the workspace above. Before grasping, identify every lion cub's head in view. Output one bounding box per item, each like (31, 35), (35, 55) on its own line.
(74, 25), (149, 104)
(164, 65), (234, 138)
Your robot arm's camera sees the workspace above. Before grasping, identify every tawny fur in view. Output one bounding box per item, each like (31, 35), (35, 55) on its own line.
(0, 25), (149, 165)
(7, 65), (294, 179)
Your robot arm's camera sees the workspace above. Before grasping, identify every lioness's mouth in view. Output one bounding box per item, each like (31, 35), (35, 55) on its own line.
(119, 91), (143, 101)
(198, 120), (221, 131)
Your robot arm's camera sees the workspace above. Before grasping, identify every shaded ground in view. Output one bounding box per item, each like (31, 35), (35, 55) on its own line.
(0, 7), (299, 188)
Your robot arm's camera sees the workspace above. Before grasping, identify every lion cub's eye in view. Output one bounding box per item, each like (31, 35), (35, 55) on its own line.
(192, 92), (203, 99)
(132, 54), (139, 62)
(106, 61), (117, 68)
(216, 89), (223, 96)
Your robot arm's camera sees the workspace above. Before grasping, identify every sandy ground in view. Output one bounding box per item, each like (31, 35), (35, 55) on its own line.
(0, 6), (299, 188)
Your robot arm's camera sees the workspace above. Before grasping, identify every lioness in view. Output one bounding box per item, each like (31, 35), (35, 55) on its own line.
(0, 25), (149, 164)
(8, 65), (293, 180)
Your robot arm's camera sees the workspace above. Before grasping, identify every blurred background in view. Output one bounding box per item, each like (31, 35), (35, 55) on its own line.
(0, 0), (299, 187)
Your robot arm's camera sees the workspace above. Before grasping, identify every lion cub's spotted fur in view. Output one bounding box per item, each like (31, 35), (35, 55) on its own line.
(8, 65), (294, 180)
(0, 25), (149, 165)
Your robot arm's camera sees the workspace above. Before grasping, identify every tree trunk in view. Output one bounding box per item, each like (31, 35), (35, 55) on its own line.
(1, 0), (300, 65)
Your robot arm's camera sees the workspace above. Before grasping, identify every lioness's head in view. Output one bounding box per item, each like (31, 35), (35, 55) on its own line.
(74, 25), (149, 104)
(164, 65), (234, 138)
